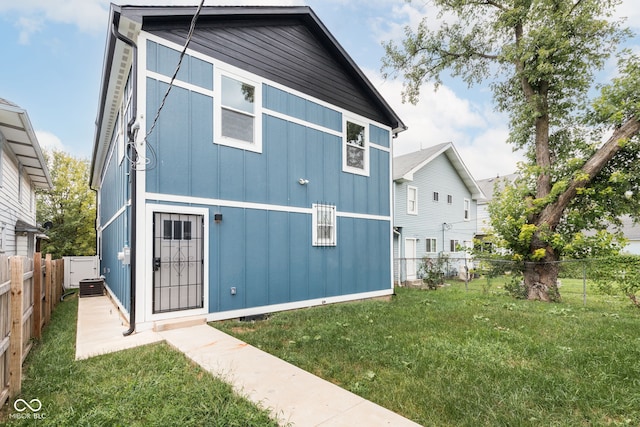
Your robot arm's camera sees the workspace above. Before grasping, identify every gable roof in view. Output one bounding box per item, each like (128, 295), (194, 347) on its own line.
(91, 5), (405, 187)
(476, 173), (518, 204)
(393, 142), (484, 200)
(0, 98), (52, 190)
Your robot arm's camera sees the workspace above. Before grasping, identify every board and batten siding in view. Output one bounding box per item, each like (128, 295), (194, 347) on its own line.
(139, 35), (392, 317)
(145, 16), (395, 128)
(395, 153), (477, 260)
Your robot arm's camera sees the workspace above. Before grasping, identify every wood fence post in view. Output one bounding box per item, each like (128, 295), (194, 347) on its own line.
(33, 252), (42, 339)
(9, 256), (24, 399)
(45, 254), (52, 324)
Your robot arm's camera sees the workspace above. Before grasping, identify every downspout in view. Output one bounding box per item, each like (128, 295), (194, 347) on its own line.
(111, 16), (138, 336)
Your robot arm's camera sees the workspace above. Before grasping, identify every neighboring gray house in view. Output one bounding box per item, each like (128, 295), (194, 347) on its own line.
(393, 142), (484, 283)
(0, 98), (52, 257)
(476, 173), (518, 242)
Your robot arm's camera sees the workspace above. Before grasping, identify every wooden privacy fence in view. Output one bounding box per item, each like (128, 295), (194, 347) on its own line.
(0, 253), (64, 408)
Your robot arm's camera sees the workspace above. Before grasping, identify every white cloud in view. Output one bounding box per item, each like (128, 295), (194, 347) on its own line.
(365, 68), (520, 179)
(36, 131), (65, 153)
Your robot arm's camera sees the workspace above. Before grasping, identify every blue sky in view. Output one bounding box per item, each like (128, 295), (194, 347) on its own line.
(1, 0), (639, 180)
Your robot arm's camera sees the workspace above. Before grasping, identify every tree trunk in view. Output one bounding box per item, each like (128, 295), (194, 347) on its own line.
(523, 257), (560, 302)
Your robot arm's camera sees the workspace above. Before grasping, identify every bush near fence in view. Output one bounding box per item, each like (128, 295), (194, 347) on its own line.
(0, 253), (64, 408)
(394, 256), (640, 306)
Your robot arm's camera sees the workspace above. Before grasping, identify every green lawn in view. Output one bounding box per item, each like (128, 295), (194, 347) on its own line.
(217, 278), (640, 426)
(1, 294), (277, 427)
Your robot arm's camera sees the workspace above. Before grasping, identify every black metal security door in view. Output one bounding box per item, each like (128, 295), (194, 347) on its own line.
(152, 212), (204, 313)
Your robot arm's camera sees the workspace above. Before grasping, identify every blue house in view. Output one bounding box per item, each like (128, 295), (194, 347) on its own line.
(393, 143), (484, 284)
(90, 5), (405, 331)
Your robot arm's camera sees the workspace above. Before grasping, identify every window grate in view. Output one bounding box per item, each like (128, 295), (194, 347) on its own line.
(313, 202), (337, 247)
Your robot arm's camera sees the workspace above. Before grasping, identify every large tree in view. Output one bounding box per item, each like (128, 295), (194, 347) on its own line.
(36, 150), (96, 258)
(382, 0), (640, 301)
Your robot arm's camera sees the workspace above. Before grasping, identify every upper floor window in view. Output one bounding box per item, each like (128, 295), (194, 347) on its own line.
(407, 186), (418, 215)
(312, 203), (337, 246)
(464, 199), (471, 220)
(447, 194), (453, 204)
(433, 191), (439, 202)
(215, 70), (262, 153)
(343, 118), (369, 176)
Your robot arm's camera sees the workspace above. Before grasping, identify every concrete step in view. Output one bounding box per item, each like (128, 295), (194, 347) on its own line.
(153, 316), (206, 332)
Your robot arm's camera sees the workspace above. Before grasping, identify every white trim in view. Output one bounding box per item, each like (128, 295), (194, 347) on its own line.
(369, 142), (391, 153)
(143, 204), (210, 323)
(342, 115), (370, 176)
(407, 185), (418, 215)
(312, 203), (337, 246)
(425, 237), (437, 253)
(464, 198), (471, 221)
(206, 289), (393, 322)
(99, 203), (129, 232)
(214, 67), (262, 153)
(264, 109), (342, 138)
(146, 192), (391, 222)
(146, 70), (214, 97)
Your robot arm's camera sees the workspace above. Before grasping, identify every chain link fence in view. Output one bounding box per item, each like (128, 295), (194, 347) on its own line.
(394, 256), (640, 306)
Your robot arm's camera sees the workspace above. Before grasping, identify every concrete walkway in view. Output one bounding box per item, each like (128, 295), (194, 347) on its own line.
(76, 295), (422, 427)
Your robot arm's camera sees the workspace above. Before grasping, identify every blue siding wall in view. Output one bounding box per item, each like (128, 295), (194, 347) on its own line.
(99, 132), (131, 311)
(176, 203), (392, 313)
(144, 41), (392, 316)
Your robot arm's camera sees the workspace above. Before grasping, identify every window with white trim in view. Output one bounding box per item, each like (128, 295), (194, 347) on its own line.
(433, 191), (439, 202)
(407, 186), (418, 215)
(425, 238), (437, 253)
(450, 239), (460, 252)
(447, 194), (453, 204)
(464, 198), (470, 220)
(215, 70), (262, 152)
(343, 118), (369, 175)
(312, 203), (336, 246)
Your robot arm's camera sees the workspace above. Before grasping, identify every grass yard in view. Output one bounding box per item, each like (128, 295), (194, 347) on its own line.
(0, 294), (277, 427)
(217, 278), (640, 426)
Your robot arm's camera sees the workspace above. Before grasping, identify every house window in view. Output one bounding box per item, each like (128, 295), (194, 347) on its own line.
(407, 186), (418, 215)
(425, 238), (437, 253)
(464, 199), (470, 220)
(433, 191), (439, 202)
(343, 118), (369, 176)
(0, 223), (4, 252)
(450, 239), (460, 252)
(215, 70), (262, 153)
(447, 194), (453, 204)
(312, 203), (336, 246)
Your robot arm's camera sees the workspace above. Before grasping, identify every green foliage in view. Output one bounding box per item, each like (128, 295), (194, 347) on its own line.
(588, 255), (640, 305)
(36, 150), (96, 258)
(418, 254), (448, 289)
(382, 0), (640, 299)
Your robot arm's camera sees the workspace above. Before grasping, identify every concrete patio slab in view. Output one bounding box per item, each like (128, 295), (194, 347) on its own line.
(76, 295), (422, 426)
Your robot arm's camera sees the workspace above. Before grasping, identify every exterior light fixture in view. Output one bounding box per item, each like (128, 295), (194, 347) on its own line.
(214, 213), (223, 223)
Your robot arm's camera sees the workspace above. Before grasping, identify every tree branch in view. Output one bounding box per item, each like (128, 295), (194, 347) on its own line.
(540, 117), (640, 227)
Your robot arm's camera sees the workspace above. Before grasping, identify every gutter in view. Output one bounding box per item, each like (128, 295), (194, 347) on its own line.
(111, 15), (138, 336)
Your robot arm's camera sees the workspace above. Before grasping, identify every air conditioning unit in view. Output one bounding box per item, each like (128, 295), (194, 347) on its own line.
(79, 278), (104, 297)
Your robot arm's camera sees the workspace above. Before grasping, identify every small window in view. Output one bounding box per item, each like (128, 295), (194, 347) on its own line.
(464, 199), (470, 220)
(312, 203), (337, 246)
(425, 238), (437, 253)
(447, 194), (453, 204)
(163, 220), (172, 240)
(343, 118), (369, 176)
(450, 239), (460, 252)
(407, 186), (418, 215)
(433, 192), (439, 202)
(163, 220), (192, 241)
(215, 70), (262, 152)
